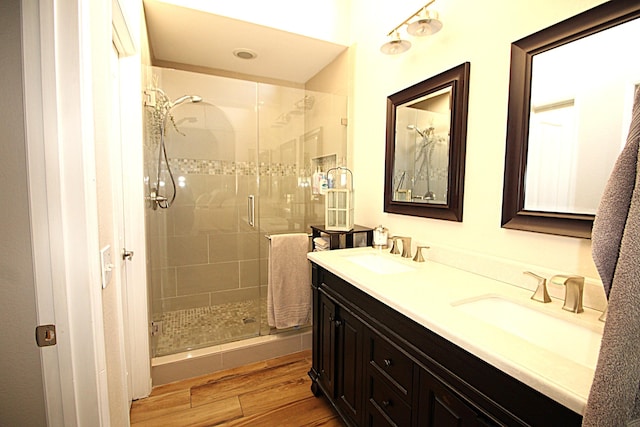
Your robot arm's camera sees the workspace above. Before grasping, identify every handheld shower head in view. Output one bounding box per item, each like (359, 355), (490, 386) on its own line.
(407, 124), (426, 138)
(171, 95), (202, 108)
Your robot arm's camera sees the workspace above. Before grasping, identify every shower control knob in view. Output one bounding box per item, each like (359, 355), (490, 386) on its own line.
(122, 249), (134, 261)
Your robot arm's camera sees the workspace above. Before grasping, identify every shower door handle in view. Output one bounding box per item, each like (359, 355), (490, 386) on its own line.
(248, 195), (255, 227)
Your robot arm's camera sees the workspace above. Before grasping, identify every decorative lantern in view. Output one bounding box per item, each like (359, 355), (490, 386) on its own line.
(325, 167), (354, 231)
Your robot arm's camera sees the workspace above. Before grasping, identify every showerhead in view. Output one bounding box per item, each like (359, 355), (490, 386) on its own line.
(171, 95), (203, 108)
(407, 124), (426, 138)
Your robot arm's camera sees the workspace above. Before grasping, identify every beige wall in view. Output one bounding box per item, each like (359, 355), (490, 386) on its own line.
(350, 0), (609, 278)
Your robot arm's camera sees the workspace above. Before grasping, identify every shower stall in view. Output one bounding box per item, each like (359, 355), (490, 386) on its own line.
(143, 67), (347, 357)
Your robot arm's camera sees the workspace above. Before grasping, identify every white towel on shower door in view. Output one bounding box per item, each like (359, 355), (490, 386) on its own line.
(267, 233), (311, 329)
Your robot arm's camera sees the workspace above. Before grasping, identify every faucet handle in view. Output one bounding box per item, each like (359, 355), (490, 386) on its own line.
(599, 303), (608, 322)
(400, 237), (412, 258)
(413, 245), (430, 262)
(524, 271), (551, 303)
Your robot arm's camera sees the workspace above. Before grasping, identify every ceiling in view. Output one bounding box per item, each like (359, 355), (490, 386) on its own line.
(143, 0), (349, 84)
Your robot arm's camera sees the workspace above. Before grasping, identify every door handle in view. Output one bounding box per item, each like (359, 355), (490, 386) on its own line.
(248, 195), (255, 227)
(122, 249), (134, 261)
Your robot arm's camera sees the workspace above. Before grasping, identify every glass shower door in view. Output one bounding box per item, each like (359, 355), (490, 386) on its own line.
(146, 69), (262, 356)
(255, 84), (348, 335)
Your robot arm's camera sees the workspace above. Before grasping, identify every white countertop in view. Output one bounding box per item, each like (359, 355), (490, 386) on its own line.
(308, 247), (604, 415)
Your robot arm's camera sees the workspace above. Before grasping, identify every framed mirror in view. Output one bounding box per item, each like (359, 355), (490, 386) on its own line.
(384, 62), (470, 221)
(502, 2), (640, 238)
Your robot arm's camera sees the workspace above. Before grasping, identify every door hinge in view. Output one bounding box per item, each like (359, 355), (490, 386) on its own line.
(150, 321), (162, 336)
(35, 324), (57, 347)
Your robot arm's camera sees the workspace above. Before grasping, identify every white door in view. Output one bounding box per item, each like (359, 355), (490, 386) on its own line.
(112, 41), (151, 401)
(111, 44), (134, 410)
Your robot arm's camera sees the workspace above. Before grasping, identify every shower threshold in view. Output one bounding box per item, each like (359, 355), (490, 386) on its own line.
(151, 327), (312, 386)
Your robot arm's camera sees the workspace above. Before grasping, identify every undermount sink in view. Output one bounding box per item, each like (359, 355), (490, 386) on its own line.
(345, 254), (415, 275)
(452, 295), (602, 367)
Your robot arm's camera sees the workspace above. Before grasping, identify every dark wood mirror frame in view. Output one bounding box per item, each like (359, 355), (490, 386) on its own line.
(502, 1), (640, 239)
(384, 62), (470, 221)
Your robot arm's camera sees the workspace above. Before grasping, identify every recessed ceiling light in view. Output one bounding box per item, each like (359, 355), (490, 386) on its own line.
(233, 48), (257, 60)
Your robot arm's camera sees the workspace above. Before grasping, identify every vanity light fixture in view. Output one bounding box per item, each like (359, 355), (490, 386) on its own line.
(380, 0), (442, 55)
(407, 8), (442, 36)
(380, 30), (412, 55)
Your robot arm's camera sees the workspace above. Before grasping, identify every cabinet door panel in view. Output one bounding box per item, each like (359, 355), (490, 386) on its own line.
(318, 292), (337, 396)
(418, 368), (497, 427)
(336, 308), (365, 425)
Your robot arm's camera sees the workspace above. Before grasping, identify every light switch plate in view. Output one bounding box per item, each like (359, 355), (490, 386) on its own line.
(100, 245), (113, 289)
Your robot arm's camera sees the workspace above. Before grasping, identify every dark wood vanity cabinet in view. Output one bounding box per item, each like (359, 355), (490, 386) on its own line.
(309, 263), (583, 427)
(313, 289), (366, 426)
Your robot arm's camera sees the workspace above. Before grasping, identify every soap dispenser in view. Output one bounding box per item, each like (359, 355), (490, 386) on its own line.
(373, 225), (389, 248)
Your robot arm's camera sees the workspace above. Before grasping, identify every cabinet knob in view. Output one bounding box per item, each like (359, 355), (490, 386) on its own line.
(383, 358), (393, 367)
(382, 399), (392, 408)
(334, 319), (342, 327)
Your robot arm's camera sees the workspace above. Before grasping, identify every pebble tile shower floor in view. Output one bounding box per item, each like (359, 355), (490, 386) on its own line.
(154, 299), (268, 357)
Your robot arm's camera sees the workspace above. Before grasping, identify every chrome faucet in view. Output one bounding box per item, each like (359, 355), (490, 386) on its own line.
(550, 275), (584, 313)
(400, 237), (412, 258)
(524, 271), (551, 303)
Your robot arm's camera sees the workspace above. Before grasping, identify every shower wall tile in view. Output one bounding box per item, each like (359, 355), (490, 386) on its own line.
(165, 235), (208, 266)
(195, 206), (238, 233)
(161, 293), (211, 312)
(169, 205), (196, 236)
(209, 233), (239, 262)
(148, 208), (174, 237)
(148, 235), (166, 269)
(209, 287), (259, 306)
(151, 267), (177, 298)
(177, 262), (239, 295)
(208, 232), (260, 263)
(171, 180), (195, 207)
(237, 232), (260, 260)
(239, 260), (259, 288)
(259, 258), (268, 287)
(236, 175), (258, 200)
(173, 174), (212, 207)
(259, 235), (269, 256)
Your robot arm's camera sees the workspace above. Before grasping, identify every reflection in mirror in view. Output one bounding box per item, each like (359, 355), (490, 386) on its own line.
(393, 87), (451, 204)
(502, 2), (640, 238)
(525, 18), (640, 215)
(385, 62), (470, 221)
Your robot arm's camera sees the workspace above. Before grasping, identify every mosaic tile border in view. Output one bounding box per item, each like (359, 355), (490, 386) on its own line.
(168, 158), (298, 177)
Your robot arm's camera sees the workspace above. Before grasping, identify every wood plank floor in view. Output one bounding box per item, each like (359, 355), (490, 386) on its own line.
(130, 350), (346, 427)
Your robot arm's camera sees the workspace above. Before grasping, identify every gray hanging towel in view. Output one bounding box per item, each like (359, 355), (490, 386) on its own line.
(583, 88), (640, 426)
(267, 233), (311, 329)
